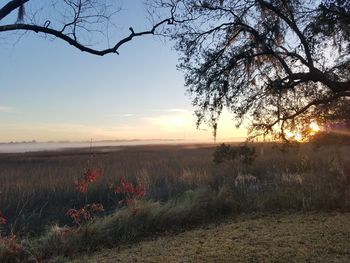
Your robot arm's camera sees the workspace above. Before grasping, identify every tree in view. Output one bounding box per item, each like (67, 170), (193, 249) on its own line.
(0, 0), (174, 56)
(156, 0), (350, 140)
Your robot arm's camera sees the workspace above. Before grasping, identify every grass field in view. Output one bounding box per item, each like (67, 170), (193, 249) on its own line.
(72, 212), (350, 263)
(0, 140), (349, 262)
(0, 144), (218, 233)
(1, 142), (349, 234)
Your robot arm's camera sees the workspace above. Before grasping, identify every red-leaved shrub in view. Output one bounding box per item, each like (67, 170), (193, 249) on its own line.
(0, 211), (24, 260)
(115, 177), (147, 214)
(0, 211), (7, 226)
(75, 168), (103, 194)
(66, 203), (104, 225)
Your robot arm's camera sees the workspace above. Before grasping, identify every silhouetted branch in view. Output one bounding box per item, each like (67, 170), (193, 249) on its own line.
(0, 0), (175, 56)
(255, 91), (350, 131)
(0, 0), (29, 21)
(0, 17), (173, 55)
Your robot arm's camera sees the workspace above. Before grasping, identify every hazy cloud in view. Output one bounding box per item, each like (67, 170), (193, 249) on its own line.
(0, 106), (13, 113)
(0, 109), (246, 142)
(106, 113), (136, 118)
(166, 108), (191, 114)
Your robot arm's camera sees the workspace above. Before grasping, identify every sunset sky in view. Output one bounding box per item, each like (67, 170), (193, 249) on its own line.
(0, 1), (246, 143)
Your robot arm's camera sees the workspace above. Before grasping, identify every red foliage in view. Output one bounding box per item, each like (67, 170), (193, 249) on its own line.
(114, 177), (147, 214)
(0, 211), (23, 257)
(0, 211), (7, 226)
(66, 203), (104, 225)
(68, 164), (105, 225)
(90, 203), (104, 213)
(115, 177), (146, 199)
(84, 169), (103, 183)
(66, 208), (90, 225)
(0, 235), (23, 255)
(75, 168), (103, 194)
(74, 180), (89, 194)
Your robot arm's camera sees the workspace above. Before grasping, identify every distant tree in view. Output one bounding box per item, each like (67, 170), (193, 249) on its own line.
(0, 0), (174, 56)
(155, 0), (350, 140)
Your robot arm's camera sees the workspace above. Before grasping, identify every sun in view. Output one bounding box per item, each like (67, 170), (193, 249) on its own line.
(284, 122), (321, 142)
(169, 117), (186, 127)
(294, 133), (303, 142)
(309, 122), (320, 135)
(285, 130), (303, 142)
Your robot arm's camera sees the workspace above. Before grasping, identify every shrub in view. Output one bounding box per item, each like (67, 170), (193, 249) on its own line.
(213, 144), (256, 166)
(115, 176), (147, 214)
(0, 212), (27, 263)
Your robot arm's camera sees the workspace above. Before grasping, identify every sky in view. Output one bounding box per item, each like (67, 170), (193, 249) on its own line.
(0, 1), (246, 143)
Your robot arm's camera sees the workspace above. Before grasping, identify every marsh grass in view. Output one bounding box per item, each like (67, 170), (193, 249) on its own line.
(0, 142), (349, 262)
(0, 143), (349, 235)
(25, 187), (235, 260)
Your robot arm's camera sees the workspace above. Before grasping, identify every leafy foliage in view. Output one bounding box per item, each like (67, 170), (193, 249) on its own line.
(213, 144), (256, 166)
(0, 211), (25, 262)
(66, 203), (104, 226)
(74, 169), (103, 194)
(157, 0), (350, 139)
(115, 177), (147, 215)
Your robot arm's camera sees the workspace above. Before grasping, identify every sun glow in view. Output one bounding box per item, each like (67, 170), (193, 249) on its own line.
(284, 130), (303, 142)
(284, 122), (322, 142)
(309, 122), (320, 135)
(294, 133), (303, 142)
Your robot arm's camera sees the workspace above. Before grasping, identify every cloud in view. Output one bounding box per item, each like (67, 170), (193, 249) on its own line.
(166, 108), (191, 114)
(143, 111), (194, 132)
(105, 113), (136, 118)
(0, 106), (13, 113)
(0, 109), (247, 142)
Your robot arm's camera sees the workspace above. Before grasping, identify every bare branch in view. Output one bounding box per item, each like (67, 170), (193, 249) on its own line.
(0, 17), (173, 56)
(255, 91), (350, 130)
(257, 0), (314, 68)
(0, 0), (30, 21)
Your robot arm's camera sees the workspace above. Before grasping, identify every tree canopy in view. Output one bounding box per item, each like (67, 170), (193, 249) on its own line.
(2, 0), (349, 141)
(0, 0), (174, 56)
(157, 0), (350, 140)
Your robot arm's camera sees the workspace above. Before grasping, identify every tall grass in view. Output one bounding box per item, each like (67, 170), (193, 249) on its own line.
(0, 142), (349, 262)
(0, 145), (214, 234)
(0, 143), (349, 236)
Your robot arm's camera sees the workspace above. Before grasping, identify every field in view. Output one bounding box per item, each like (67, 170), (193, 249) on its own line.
(73, 212), (350, 263)
(0, 141), (349, 262)
(0, 144), (218, 233)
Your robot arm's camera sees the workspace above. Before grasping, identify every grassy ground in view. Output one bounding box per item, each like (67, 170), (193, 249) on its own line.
(0, 144), (217, 233)
(72, 212), (350, 263)
(0, 142), (349, 262)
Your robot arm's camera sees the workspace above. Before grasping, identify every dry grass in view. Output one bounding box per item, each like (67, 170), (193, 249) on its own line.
(0, 144), (215, 233)
(0, 141), (349, 262)
(0, 142), (349, 234)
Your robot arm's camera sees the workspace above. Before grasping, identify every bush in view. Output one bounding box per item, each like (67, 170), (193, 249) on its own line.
(213, 144), (256, 166)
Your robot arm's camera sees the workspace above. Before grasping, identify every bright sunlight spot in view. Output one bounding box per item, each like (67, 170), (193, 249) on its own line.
(309, 122), (321, 135)
(294, 133), (303, 142)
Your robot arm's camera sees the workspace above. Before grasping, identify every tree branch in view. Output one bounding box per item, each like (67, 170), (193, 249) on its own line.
(257, 91), (350, 130)
(0, 18), (174, 56)
(0, 0), (30, 21)
(258, 0), (314, 68)
(270, 69), (350, 94)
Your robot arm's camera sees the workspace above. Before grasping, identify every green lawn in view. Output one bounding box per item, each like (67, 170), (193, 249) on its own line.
(71, 212), (350, 263)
